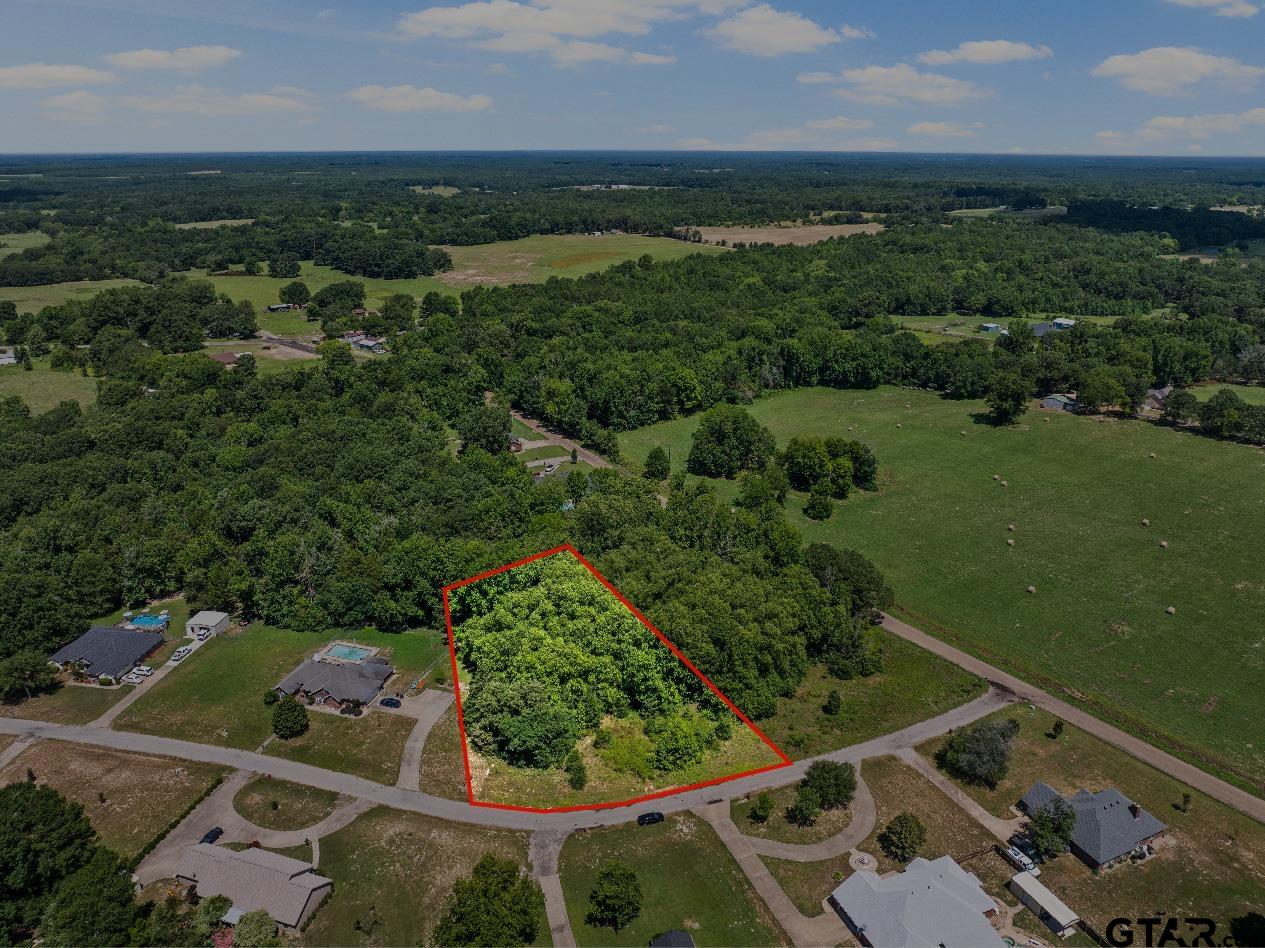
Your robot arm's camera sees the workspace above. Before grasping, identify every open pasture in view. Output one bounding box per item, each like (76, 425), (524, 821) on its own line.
(619, 386), (1265, 791)
(694, 222), (882, 246)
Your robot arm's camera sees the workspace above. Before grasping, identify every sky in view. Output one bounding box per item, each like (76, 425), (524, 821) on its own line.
(3, 0), (1265, 155)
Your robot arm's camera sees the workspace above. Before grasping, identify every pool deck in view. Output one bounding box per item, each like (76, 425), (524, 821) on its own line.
(317, 641), (381, 665)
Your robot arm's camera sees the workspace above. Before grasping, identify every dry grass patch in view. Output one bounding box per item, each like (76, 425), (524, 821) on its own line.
(0, 680), (130, 725)
(416, 703), (469, 800)
(232, 776), (343, 832)
(731, 781), (852, 844)
(0, 743), (224, 857)
(695, 223), (883, 245)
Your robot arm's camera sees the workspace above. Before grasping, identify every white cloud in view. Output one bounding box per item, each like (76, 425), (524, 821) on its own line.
(805, 116), (873, 131)
(704, 4), (839, 56)
(397, 0), (734, 66)
(1100, 107), (1265, 148)
(907, 120), (984, 137)
(628, 123), (675, 133)
(691, 115), (877, 149)
(317, 8), (337, 17)
(848, 137), (899, 151)
(345, 84), (494, 111)
(796, 70), (838, 85)
(0, 63), (116, 89)
(918, 40), (1052, 66)
(1092, 47), (1264, 95)
(840, 24), (874, 39)
(814, 63), (990, 106)
(1165, 0), (1259, 17)
(103, 46), (242, 71)
(118, 85), (317, 117)
(40, 90), (110, 124)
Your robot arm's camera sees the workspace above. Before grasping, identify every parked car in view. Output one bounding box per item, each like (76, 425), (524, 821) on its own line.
(1001, 844), (1038, 874)
(171, 647), (191, 662)
(199, 827), (224, 845)
(636, 812), (665, 826)
(133, 665), (153, 676)
(380, 697), (402, 709)
(121, 673), (144, 685)
(196, 629), (210, 641)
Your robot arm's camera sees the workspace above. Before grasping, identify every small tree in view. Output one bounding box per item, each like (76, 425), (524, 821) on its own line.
(878, 813), (926, 863)
(1050, 719), (1064, 739)
(936, 718), (1020, 788)
(1181, 792), (1192, 813)
(271, 695), (309, 740)
(0, 650), (60, 703)
(643, 446), (670, 481)
(570, 447), (578, 464)
(431, 853), (544, 947)
(233, 909), (281, 948)
(786, 785), (821, 827)
(823, 689), (842, 716)
(1028, 798), (1077, 860)
(804, 484), (834, 521)
(985, 371), (1030, 425)
(565, 750), (587, 791)
(749, 792), (774, 824)
(801, 760), (856, 810)
(279, 281), (311, 306)
(586, 861), (641, 932)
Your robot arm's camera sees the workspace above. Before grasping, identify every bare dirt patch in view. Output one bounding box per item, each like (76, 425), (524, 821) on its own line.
(695, 222), (883, 246)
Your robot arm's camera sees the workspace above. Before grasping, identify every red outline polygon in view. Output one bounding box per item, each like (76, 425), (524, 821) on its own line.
(442, 544), (792, 813)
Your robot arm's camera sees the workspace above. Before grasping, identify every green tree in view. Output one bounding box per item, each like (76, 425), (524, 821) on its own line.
(586, 861), (642, 932)
(782, 437), (833, 490)
(1199, 388), (1248, 438)
(1028, 798), (1077, 860)
(38, 848), (137, 947)
(268, 254), (302, 279)
(878, 813), (926, 863)
(686, 405), (776, 478)
(565, 750), (588, 790)
(804, 483), (834, 521)
(985, 371), (1030, 425)
(1050, 719), (1064, 739)
(786, 785), (821, 826)
(801, 760), (856, 810)
(431, 853), (544, 947)
(1161, 389), (1198, 426)
(936, 718), (1020, 789)
(823, 689), (842, 716)
(271, 695), (309, 740)
(0, 782), (98, 942)
(457, 403), (511, 455)
(749, 792), (774, 824)
(279, 280), (311, 306)
(1077, 366), (1125, 414)
(643, 446), (670, 481)
(233, 909), (281, 947)
(0, 649), (60, 703)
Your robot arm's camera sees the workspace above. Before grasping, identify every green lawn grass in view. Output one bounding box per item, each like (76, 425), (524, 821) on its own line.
(0, 231), (50, 257)
(510, 416), (538, 439)
(185, 262), (453, 315)
(559, 813), (788, 947)
(730, 781), (852, 844)
(232, 776), (342, 831)
(917, 706), (1265, 934)
(0, 278), (142, 313)
(417, 703), (468, 800)
(298, 806), (537, 947)
(517, 446), (574, 463)
(0, 682), (132, 725)
(1187, 382), (1265, 405)
(0, 359), (99, 412)
(267, 711), (416, 785)
(618, 386), (1265, 790)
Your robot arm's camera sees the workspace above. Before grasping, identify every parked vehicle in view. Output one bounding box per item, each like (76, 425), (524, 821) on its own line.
(121, 673), (144, 685)
(1002, 844), (1038, 874)
(199, 827), (224, 845)
(636, 812), (665, 826)
(380, 697), (402, 709)
(196, 630), (210, 641)
(171, 647), (191, 662)
(133, 665), (153, 676)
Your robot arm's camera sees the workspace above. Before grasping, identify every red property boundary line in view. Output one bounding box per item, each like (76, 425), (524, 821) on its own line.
(441, 543), (792, 814)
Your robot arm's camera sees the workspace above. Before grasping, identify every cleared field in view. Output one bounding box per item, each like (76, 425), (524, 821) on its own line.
(618, 387), (1265, 790)
(918, 706), (1265, 935)
(0, 743), (224, 857)
(0, 277), (142, 313)
(1188, 382), (1265, 405)
(0, 359), (98, 412)
(441, 234), (727, 286)
(298, 806), (538, 947)
(188, 263), (451, 315)
(0, 681), (130, 725)
(409, 185), (459, 197)
(203, 340), (319, 374)
(0, 231), (50, 257)
(172, 218), (255, 229)
(232, 776), (342, 831)
(560, 813), (788, 947)
(695, 223), (882, 246)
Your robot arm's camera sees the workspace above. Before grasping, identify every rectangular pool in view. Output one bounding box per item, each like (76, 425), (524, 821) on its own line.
(326, 643), (372, 662)
(131, 614), (167, 629)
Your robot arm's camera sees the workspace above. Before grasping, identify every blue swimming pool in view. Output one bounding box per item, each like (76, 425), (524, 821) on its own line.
(327, 643), (372, 662)
(131, 614), (167, 629)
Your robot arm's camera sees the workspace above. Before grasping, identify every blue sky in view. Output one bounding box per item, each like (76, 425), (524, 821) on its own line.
(3, 0), (1265, 155)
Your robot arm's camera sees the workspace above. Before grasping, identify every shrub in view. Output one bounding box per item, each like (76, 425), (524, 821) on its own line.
(801, 760), (856, 810)
(878, 812), (926, 862)
(786, 785), (821, 826)
(262, 689), (279, 706)
(749, 792), (774, 824)
(565, 750), (587, 791)
(271, 695), (309, 740)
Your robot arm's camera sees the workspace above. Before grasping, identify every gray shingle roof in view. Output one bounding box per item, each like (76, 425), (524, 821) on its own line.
(276, 658), (394, 704)
(176, 844), (331, 929)
(830, 856), (1004, 948)
(49, 626), (164, 679)
(1020, 782), (1166, 866)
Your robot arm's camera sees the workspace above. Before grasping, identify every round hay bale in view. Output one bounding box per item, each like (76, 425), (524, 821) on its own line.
(1044, 417), (1050, 423)
(1160, 540), (1169, 549)
(1007, 524), (1015, 531)
(896, 423), (902, 428)
(993, 474), (1000, 481)
(1141, 518), (1150, 526)
(1007, 538), (1015, 547)
(1166, 606), (1176, 615)
(1001, 480), (1009, 487)
(1027, 585), (1037, 594)
(960, 430), (967, 436)
(1149, 452), (1156, 459)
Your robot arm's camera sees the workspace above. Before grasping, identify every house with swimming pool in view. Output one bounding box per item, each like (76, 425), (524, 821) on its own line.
(274, 643), (395, 711)
(50, 626), (165, 682)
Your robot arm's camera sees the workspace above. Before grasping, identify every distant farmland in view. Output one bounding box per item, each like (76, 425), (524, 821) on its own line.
(695, 222), (883, 246)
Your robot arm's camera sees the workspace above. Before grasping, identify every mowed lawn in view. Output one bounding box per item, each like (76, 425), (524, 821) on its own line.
(1, 681), (131, 725)
(0, 277), (142, 313)
(917, 706), (1265, 935)
(559, 813), (788, 947)
(0, 359), (99, 412)
(1188, 382), (1265, 405)
(0, 743), (224, 857)
(298, 806), (539, 947)
(618, 387), (1265, 790)
(232, 776), (342, 832)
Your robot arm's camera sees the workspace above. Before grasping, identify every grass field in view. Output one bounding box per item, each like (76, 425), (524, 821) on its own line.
(1188, 382), (1265, 405)
(918, 706), (1265, 934)
(268, 711), (416, 785)
(409, 185), (459, 197)
(417, 704), (468, 800)
(694, 223), (882, 246)
(298, 806), (539, 947)
(559, 813), (788, 947)
(0, 277), (142, 313)
(0, 358), (99, 412)
(618, 387), (1265, 790)
(730, 781), (853, 844)
(187, 263), (452, 318)
(172, 218), (254, 229)
(0, 743), (224, 857)
(232, 776), (343, 831)
(203, 340), (319, 374)
(0, 231), (50, 257)
(0, 681), (131, 725)
(762, 755), (1015, 918)
(510, 416), (539, 439)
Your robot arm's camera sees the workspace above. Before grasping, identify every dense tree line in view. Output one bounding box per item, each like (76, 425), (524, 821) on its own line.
(1066, 200), (1265, 251)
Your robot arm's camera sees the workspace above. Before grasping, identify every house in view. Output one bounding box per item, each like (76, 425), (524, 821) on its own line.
(0, 347), (16, 366)
(275, 656), (394, 710)
(186, 610), (231, 639)
(829, 855), (1004, 947)
(1041, 393), (1079, 412)
(176, 844), (332, 931)
(1052, 317), (1077, 331)
(208, 352), (239, 367)
(981, 323), (1003, 334)
(1019, 782), (1167, 870)
(1143, 384), (1173, 411)
(1034, 318), (1077, 338)
(353, 336), (386, 353)
(49, 626), (165, 682)
(1009, 872), (1080, 938)
(266, 303), (299, 313)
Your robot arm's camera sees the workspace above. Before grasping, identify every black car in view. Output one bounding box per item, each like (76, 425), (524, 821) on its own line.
(199, 827), (224, 845)
(380, 696), (402, 709)
(636, 812), (665, 826)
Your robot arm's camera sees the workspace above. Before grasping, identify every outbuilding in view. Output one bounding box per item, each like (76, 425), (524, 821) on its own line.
(186, 610), (231, 639)
(1009, 872), (1079, 938)
(1041, 394), (1078, 412)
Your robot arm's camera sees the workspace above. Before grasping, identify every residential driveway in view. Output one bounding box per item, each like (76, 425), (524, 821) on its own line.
(530, 829), (576, 948)
(391, 689), (454, 791)
(92, 635), (210, 728)
(897, 748), (1022, 843)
